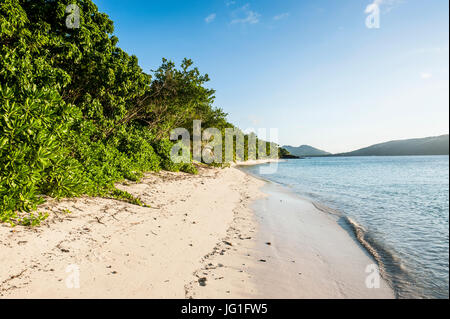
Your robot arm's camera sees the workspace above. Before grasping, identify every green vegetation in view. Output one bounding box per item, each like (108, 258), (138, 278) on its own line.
(0, 0), (221, 225)
(282, 145), (331, 157)
(0, 0), (279, 226)
(278, 147), (299, 159)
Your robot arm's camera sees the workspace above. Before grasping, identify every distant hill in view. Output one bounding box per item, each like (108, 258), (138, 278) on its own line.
(336, 135), (449, 156)
(282, 145), (331, 157)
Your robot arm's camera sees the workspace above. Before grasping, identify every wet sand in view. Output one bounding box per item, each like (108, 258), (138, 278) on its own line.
(248, 182), (394, 298)
(0, 165), (394, 298)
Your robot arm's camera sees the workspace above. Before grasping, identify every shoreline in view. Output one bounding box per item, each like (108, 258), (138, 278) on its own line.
(0, 164), (394, 298)
(245, 181), (395, 298)
(239, 166), (397, 297)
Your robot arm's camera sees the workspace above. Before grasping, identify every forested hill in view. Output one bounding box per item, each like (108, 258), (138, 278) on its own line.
(282, 145), (331, 157)
(336, 135), (449, 156)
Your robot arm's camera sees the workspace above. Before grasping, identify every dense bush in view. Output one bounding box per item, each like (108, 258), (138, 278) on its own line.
(0, 0), (222, 225)
(0, 0), (276, 226)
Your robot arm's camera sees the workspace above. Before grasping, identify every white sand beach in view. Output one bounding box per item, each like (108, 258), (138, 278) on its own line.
(0, 165), (394, 299)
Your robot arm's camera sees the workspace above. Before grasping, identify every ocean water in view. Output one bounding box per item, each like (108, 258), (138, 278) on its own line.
(242, 156), (449, 299)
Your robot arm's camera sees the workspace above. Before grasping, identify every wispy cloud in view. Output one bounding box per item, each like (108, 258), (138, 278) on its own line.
(231, 4), (260, 25)
(205, 13), (216, 24)
(273, 12), (290, 21)
(421, 72), (433, 80)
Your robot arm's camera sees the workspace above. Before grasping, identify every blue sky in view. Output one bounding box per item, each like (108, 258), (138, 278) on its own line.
(95, 0), (449, 153)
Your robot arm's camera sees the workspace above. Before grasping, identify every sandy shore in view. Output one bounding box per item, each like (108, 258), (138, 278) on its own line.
(0, 165), (394, 299)
(244, 181), (395, 298)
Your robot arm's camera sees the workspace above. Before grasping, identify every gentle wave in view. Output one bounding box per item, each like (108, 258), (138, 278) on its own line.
(341, 215), (418, 298)
(312, 200), (405, 297)
(242, 156), (449, 298)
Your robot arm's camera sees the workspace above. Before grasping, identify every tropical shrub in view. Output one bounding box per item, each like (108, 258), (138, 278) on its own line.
(0, 0), (273, 225)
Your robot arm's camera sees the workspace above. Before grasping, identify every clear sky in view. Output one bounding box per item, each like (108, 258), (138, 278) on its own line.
(95, 0), (449, 153)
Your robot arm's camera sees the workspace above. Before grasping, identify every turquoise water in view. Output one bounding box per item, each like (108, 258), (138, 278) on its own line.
(242, 156), (449, 299)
